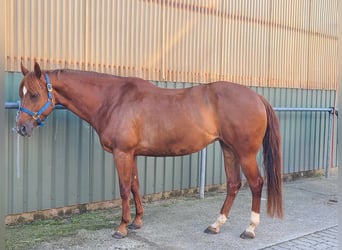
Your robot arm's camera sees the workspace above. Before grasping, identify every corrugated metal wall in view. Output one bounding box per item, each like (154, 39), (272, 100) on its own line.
(6, 0), (338, 89)
(4, 0), (339, 214)
(5, 73), (337, 214)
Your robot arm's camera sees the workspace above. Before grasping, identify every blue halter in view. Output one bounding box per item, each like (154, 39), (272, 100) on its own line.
(18, 74), (54, 127)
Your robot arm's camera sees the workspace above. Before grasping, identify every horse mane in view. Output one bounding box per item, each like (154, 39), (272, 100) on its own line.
(20, 69), (125, 97)
(53, 69), (124, 80)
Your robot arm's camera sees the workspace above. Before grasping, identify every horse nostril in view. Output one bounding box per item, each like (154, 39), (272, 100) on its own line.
(19, 125), (27, 136)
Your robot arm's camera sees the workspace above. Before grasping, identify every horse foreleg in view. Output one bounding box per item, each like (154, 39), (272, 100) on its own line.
(205, 146), (241, 234)
(112, 150), (134, 239)
(240, 157), (263, 239)
(128, 157), (144, 230)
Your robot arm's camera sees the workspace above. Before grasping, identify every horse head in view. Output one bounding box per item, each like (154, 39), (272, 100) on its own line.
(16, 62), (54, 136)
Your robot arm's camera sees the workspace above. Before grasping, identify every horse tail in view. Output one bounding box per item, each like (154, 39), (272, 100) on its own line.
(260, 96), (283, 219)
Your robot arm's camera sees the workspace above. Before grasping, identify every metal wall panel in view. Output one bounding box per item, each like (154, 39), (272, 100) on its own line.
(5, 0), (338, 89)
(5, 72), (337, 214)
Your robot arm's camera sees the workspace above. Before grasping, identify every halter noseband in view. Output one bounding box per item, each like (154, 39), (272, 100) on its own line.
(18, 74), (54, 126)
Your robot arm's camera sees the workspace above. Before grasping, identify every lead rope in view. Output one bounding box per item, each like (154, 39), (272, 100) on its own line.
(14, 100), (21, 178)
(16, 132), (20, 179)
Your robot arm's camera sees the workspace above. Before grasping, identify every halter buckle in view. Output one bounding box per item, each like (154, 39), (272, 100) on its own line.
(32, 113), (39, 120)
(47, 83), (53, 92)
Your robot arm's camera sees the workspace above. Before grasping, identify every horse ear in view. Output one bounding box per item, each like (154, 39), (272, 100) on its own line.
(34, 62), (42, 79)
(21, 62), (29, 76)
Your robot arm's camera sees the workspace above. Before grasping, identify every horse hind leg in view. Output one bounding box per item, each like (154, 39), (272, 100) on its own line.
(239, 155), (264, 239)
(205, 144), (241, 234)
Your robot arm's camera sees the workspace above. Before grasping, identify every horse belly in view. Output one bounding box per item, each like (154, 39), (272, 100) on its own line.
(137, 121), (217, 157)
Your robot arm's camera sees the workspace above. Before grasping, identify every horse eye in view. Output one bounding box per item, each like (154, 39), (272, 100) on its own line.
(30, 93), (39, 99)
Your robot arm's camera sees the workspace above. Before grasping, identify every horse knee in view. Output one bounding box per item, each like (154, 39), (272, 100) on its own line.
(119, 184), (131, 200)
(227, 181), (241, 196)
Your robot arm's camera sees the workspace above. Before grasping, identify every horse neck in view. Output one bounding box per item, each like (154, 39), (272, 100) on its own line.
(51, 70), (115, 127)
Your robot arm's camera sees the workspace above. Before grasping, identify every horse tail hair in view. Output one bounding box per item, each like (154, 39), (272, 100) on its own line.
(260, 96), (283, 219)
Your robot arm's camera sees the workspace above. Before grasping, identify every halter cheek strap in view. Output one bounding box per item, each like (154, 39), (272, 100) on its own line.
(18, 74), (54, 127)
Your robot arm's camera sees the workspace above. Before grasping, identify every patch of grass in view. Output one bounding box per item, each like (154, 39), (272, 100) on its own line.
(5, 209), (120, 250)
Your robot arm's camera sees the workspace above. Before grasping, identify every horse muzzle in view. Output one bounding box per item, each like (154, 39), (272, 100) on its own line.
(15, 122), (34, 137)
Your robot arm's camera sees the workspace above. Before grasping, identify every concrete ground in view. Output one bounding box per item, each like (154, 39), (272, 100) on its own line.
(33, 175), (338, 250)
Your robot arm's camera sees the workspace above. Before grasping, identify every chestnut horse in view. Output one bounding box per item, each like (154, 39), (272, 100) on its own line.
(16, 62), (282, 239)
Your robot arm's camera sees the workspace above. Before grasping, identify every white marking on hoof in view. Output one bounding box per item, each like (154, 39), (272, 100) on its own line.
(245, 211), (260, 237)
(210, 214), (227, 232)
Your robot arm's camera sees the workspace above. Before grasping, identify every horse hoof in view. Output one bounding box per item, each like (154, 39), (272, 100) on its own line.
(128, 223), (142, 230)
(112, 231), (127, 239)
(240, 230), (255, 239)
(204, 226), (219, 234)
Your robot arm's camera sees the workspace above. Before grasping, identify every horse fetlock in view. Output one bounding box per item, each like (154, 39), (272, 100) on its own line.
(210, 214), (227, 231)
(245, 223), (257, 236)
(249, 211), (260, 227)
(243, 211), (260, 238)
